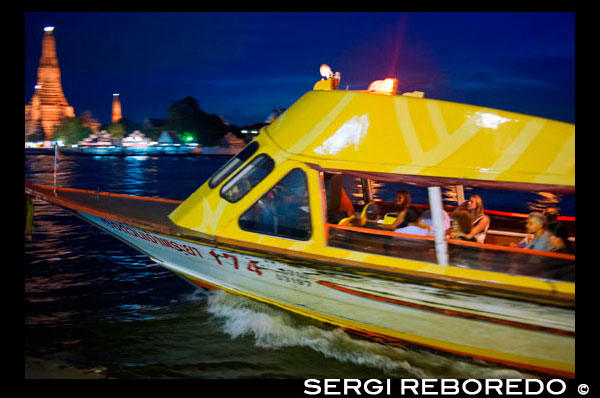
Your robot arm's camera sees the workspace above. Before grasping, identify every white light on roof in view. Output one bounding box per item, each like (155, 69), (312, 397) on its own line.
(44, 26), (55, 32)
(320, 64), (333, 79)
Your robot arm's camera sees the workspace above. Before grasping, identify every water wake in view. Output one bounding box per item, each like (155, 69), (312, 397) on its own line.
(205, 290), (530, 378)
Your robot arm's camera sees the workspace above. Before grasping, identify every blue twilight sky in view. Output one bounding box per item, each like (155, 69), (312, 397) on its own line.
(25, 12), (575, 127)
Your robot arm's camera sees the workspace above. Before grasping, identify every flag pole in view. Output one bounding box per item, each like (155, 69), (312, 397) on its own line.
(53, 143), (58, 193)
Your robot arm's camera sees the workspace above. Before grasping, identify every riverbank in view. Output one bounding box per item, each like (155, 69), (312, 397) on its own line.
(25, 146), (237, 157)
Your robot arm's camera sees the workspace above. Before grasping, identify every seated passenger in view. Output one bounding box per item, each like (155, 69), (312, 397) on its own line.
(394, 190), (411, 213)
(421, 202), (451, 232)
(543, 207), (572, 253)
(381, 190), (412, 230)
(460, 195), (490, 243)
(394, 206), (430, 236)
(448, 210), (476, 242)
(325, 174), (355, 223)
(524, 212), (557, 252)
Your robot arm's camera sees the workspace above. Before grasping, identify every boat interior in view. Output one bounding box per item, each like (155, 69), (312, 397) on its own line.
(320, 171), (575, 282)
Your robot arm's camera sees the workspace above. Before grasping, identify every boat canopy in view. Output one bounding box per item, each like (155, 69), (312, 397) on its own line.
(264, 90), (574, 189)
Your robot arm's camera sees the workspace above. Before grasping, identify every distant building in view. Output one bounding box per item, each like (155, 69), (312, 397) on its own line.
(122, 130), (151, 148)
(157, 131), (180, 144)
(219, 132), (246, 149)
(79, 110), (101, 133)
(112, 94), (122, 123)
(78, 130), (119, 146)
(143, 118), (167, 132)
(25, 26), (75, 143)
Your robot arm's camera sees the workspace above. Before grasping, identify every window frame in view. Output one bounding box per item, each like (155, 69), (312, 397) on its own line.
(219, 153), (275, 203)
(208, 141), (259, 189)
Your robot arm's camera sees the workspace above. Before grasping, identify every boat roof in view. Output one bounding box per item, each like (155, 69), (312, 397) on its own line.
(264, 90), (574, 190)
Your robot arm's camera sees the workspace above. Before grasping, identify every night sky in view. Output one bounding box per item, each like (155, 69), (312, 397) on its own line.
(25, 12), (575, 127)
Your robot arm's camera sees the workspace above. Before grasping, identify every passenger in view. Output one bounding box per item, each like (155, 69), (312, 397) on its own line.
(543, 207), (572, 253)
(394, 190), (411, 212)
(394, 206), (430, 236)
(462, 195), (490, 243)
(339, 188), (355, 217)
(381, 190), (411, 230)
(421, 201), (451, 233)
(449, 210), (477, 242)
(524, 212), (555, 252)
(325, 174), (355, 223)
(547, 221), (571, 254)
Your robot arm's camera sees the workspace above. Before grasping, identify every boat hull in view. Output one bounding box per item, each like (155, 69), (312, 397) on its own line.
(78, 211), (574, 378)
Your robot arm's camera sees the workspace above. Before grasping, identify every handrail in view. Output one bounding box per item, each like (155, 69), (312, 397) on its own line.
(325, 223), (575, 261)
(25, 182), (183, 204)
(364, 200), (575, 222)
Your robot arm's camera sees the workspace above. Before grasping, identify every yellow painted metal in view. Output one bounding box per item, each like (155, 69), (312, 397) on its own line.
(313, 78), (335, 91)
(266, 90), (574, 186)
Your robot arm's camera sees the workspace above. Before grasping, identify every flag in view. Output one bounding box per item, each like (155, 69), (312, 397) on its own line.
(55, 143), (64, 160)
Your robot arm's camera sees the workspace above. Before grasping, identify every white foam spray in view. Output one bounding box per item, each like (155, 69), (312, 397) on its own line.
(204, 290), (530, 378)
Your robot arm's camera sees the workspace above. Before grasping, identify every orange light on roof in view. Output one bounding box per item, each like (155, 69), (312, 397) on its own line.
(367, 78), (398, 95)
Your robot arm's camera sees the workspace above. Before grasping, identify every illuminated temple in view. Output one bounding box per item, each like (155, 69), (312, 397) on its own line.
(25, 27), (75, 142)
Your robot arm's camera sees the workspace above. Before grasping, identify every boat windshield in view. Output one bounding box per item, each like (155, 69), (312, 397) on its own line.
(220, 154), (274, 203)
(208, 141), (259, 188)
(322, 171), (575, 282)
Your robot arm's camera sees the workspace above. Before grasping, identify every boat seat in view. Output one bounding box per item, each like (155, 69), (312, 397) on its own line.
(336, 202), (379, 227)
(350, 201), (378, 227)
(381, 212), (398, 225)
(337, 215), (356, 226)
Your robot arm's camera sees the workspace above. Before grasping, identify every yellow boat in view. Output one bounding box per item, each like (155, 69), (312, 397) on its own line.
(25, 69), (575, 377)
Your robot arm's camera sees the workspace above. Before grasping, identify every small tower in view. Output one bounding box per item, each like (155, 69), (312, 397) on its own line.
(112, 93), (122, 123)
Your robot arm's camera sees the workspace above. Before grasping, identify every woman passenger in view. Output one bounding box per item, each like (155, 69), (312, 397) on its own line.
(463, 195), (490, 243)
(381, 190), (412, 231)
(395, 190), (411, 212)
(394, 206), (430, 236)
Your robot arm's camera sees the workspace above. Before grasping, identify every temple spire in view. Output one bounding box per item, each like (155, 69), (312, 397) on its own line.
(25, 26), (75, 143)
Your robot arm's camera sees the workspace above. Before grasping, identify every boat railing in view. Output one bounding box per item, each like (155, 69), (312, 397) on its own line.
(325, 223), (575, 282)
(350, 200), (575, 249)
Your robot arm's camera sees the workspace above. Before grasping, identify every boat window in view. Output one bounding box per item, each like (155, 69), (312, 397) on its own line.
(220, 154), (274, 203)
(239, 168), (311, 240)
(208, 141), (259, 188)
(321, 170), (575, 282)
